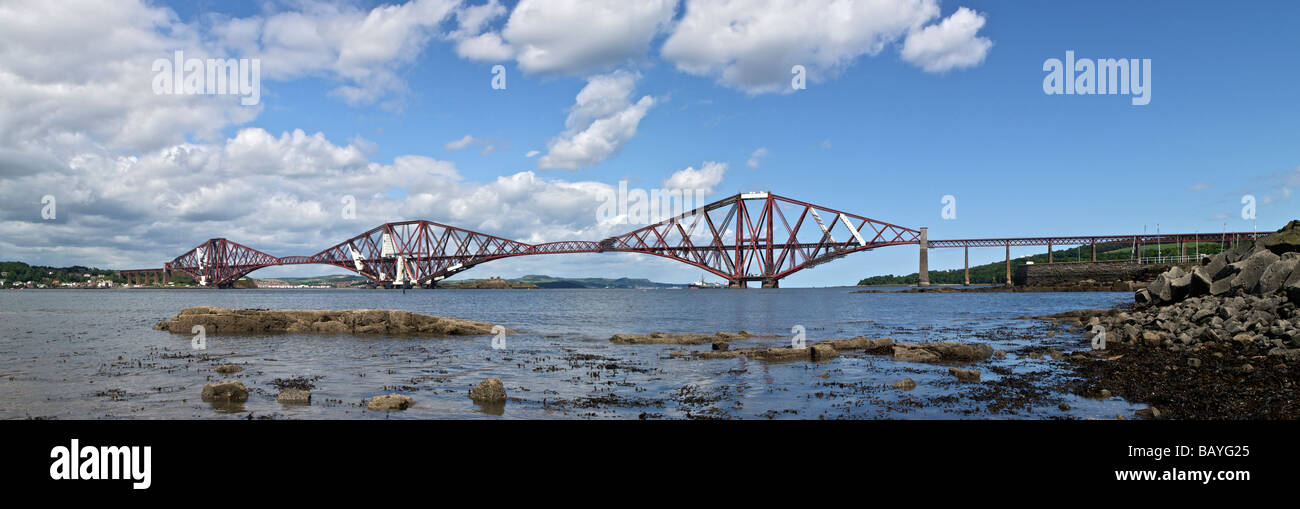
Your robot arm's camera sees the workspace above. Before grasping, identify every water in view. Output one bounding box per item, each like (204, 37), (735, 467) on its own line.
(0, 288), (1142, 419)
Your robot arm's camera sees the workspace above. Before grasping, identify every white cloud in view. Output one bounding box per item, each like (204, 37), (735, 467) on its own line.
(900, 7), (992, 73)
(454, 0), (678, 75)
(661, 0), (991, 94)
(525, 150), (540, 158)
(663, 162), (728, 194)
(747, 148), (769, 169)
(538, 71), (656, 170)
(445, 134), (478, 150)
(212, 0), (459, 105)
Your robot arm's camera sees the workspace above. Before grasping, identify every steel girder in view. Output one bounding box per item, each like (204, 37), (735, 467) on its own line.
(599, 193), (920, 283)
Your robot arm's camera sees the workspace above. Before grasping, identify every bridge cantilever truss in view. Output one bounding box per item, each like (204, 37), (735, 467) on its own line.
(158, 192), (920, 288)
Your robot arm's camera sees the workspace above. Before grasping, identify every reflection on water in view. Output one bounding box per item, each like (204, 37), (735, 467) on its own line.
(0, 287), (1140, 419)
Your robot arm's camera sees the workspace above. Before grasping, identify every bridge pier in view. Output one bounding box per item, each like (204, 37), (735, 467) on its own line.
(917, 227), (930, 286)
(963, 246), (969, 286)
(1004, 242), (1012, 287)
(761, 279), (779, 289)
(727, 280), (746, 289)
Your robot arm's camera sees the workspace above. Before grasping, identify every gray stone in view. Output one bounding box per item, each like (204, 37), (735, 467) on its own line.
(1210, 275), (1237, 296)
(1231, 249), (1280, 293)
(1191, 266), (1214, 296)
(1147, 274), (1172, 302)
(1170, 273), (1194, 301)
(214, 363), (242, 374)
(1260, 220), (1300, 255)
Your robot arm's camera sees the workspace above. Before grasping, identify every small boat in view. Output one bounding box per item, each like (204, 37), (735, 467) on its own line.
(688, 274), (723, 289)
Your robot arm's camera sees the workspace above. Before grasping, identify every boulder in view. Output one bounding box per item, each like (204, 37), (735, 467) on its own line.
(368, 393), (414, 410)
(892, 378), (917, 390)
(1189, 267), (1212, 295)
(1147, 274), (1173, 303)
(1258, 254), (1298, 295)
(1210, 275), (1237, 296)
(948, 367), (980, 382)
(200, 380), (248, 402)
(276, 388), (311, 404)
(1203, 253), (1228, 279)
(1134, 288), (1152, 305)
(468, 378), (507, 403)
(213, 363), (242, 374)
(1169, 273), (1194, 301)
(609, 331), (753, 345)
(1287, 268), (1300, 303)
(1232, 250), (1281, 294)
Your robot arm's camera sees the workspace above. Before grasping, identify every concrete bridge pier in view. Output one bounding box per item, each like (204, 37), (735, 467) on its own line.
(727, 280), (746, 289)
(918, 227), (930, 286)
(1004, 242), (1012, 287)
(761, 279), (779, 289)
(963, 246), (970, 286)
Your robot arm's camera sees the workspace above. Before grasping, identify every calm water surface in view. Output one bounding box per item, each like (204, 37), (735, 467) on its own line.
(0, 287), (1140, 419)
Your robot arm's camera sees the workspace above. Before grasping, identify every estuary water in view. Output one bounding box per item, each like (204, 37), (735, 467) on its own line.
(0, 287), (1141, 419)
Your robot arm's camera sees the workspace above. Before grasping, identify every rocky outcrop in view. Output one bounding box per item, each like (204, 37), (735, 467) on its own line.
(893, 342), (994, 363)
(200, 380), (248, 402)
(893, 378), (917, 390)
(469, 378), (507, 403)
(609, 331), (754, 345)
(1140, 221), (1300, 308)
(367, 393), (414, 411)
(156, 307), (505, 336)
(276, 388), (311, 404)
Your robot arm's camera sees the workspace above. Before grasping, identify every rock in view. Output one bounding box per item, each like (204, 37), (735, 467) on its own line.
(1260, 220), (1300, 255)
(1134, 288), (1152, 305)
(468, 378), (507, 403)
(892, 378), (916, 390)
(1135, 406), (1163, 419)
(367, 393), (414, 411)
(1204, 253), (1227, 279)
(214, 363), (243, 374)
(1142, 331), (1161, 346)
(200, 380), (248, 402)
(711, 341), (729, 351)
(893, 342), (993, 363)
(1231, 250), (1281, 294)
(157, 307), (504, 336)
(1190, 267), (1214, 296)
(1147, 274), (1173, 303)
(1169, 273), (1194, 301)
(1267, 347), (1300, 362)
(1210, 276), (1236, 296)
(1058, 403), (1071, 411)
(1100, 389), (1112, 398)
(820, 336), (893, 353)
(276, 388), (311, 404)
(809, 343), (839, 361)
(948, 367), (980, 382)
(609, 331), (753, 345)
(1188, 357), (1202, 368)
(1258, 255), (1298, 295)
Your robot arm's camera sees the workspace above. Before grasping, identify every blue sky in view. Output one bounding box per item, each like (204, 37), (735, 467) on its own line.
(1, 1), (1297, 286)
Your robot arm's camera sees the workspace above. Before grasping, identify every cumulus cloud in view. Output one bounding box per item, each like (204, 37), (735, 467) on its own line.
(453, 0), (678, 75)
(538, 71), (656, 170)
(900, 7), (992, 73)
(210, 0), (459, 105)
(663, 162), (728, 194)
(660, 0), (991, 94)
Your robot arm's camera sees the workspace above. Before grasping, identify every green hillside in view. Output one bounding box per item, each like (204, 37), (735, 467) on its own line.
(857, 241), (1233, 286)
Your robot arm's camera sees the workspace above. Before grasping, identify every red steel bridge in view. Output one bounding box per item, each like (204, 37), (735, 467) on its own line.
(117, 192), (1268, 288)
